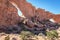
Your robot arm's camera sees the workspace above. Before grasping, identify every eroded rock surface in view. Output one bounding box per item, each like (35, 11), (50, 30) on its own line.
(0, 0), (60, 34)
(10, 0), (60, 23)
(0, 0), (60, 26)
(0, 0), (20, 26)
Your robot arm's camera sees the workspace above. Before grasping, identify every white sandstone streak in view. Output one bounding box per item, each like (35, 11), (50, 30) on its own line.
(49, 18), (56, 23)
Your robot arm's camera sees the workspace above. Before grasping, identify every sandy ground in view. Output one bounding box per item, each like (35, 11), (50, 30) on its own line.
(0, 33), (46, 40)
(0, 33), (22, 40)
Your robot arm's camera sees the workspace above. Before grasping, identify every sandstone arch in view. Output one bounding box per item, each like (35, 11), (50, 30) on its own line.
(0, 0), (60, 27)
(9, 0), (60, 23)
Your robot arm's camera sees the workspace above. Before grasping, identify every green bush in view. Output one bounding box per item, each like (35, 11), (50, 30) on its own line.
(46, 30), (58, 40)
(20, 31), (34, 40)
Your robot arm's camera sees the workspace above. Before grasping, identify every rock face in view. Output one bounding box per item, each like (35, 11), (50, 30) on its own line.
(0, 0), (19, 26)
(0, 0), (60, 34)
(52, 15), (60, 23)
(0, 0), (60, 27)
(10, 0), (60, 23)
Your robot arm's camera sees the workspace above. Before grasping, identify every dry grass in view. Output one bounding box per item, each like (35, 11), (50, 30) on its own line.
(0, 30), (60, 40)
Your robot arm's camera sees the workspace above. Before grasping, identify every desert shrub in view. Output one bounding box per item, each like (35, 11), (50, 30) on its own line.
(20, 31), (35, 40)
(46, 30), (58, 40)
(5, 35), (10, 40)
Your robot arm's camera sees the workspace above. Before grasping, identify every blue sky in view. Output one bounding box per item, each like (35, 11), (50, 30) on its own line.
(26, 0), (60, 14)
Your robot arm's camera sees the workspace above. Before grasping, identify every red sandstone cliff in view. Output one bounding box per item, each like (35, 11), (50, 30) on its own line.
(9, 0), (60, 23)
(52, 14), (60, 23)
(0, 0), (60, 27)
(0, 0), (20, 26)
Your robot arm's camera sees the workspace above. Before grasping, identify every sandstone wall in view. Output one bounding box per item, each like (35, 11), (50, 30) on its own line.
(9, 0), (60, 23)
(0, 0), (60, 27)
(0, 0), (19, 26)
